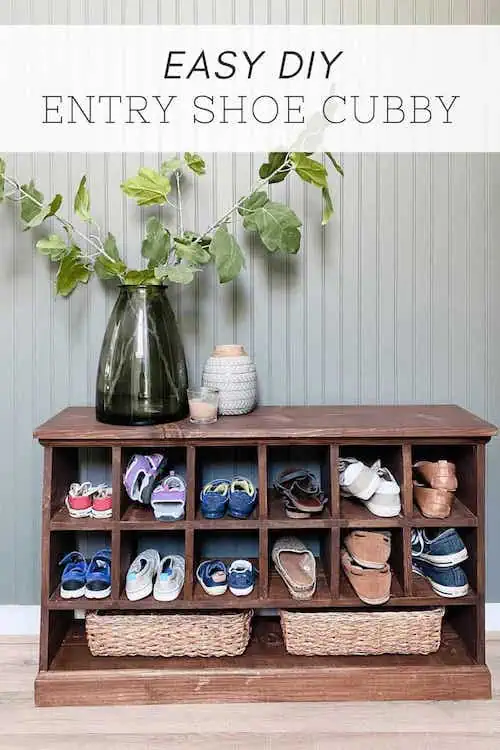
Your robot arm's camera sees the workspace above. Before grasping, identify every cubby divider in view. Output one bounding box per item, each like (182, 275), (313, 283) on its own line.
(34, 405), (496, 705)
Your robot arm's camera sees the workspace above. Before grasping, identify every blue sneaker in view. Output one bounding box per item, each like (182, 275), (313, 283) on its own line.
(228, 559), (257, 596)
(59, 551), (87, 599)
(196, 560), (228, 596)
(412, 528), (468, 567)
(200, 479), (230, 519)
(412, 557), (469, 598)
(85, 548), (112, 599)
(228, 477), (257, 518)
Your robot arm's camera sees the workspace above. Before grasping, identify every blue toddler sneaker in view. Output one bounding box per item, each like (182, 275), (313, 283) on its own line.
(412, 528), (468, 567)
(85, 548), (112, 599)
(59, 551), (87, 599)
(228, 559), (257, 596)
(200, 480), (230, 519)
(412, 557), (469, 598)
(228, 477), (257, 518)
(196, 560), (228, 596)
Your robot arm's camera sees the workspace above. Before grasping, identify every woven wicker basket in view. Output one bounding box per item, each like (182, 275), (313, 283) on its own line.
(280, 608), (445, 656)
(86, 610), (253, 658)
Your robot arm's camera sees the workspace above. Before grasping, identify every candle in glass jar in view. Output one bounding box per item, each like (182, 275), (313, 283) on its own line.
(188, 399), (217, 423)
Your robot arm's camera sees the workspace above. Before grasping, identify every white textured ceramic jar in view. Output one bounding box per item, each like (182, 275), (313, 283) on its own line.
(202, 345), (257, 416)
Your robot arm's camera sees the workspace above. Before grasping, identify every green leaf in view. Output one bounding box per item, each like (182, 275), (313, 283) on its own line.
(258, 152), (291, 184)
(155, 263), (199, 285)
(74, 176), (91, 223)
(141, 216), (171, 266)
(121, 168), (171, 206)
(123, 269), (159, 286)
(238, 191), (269, 215)
(325, 152), (344, 177)
(94, 233), (127, 280)
(47, 194), (63, 218)
(209, 225), (245, 284)
(321, 187), (334, 226)
(291, 153), (328, 189)
(161, 157), (183, 175)
(244, 201), (302, 254)
(36, 234), (68, 261)
(56, 247), (91, 296)
(174, 239), (211, 265)
(184, 152), (206, 175)
(20, 180), (44, 224)
(0, 157), (5, 203)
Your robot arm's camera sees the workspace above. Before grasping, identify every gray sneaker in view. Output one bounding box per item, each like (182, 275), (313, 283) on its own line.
(125, 549), (160, 601)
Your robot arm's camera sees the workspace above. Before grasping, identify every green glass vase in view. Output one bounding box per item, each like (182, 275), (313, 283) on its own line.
(96, 286), (188, 425)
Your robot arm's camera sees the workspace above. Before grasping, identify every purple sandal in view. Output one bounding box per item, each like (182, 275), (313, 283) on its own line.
(151, 471), (186, 521)
(123, 453), (169, 505)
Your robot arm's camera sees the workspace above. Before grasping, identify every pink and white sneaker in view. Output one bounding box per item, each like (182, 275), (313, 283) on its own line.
(91, 485), (113, 519)
(65, 482), (94, 518)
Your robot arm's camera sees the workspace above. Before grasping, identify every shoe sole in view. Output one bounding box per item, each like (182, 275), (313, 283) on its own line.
(357, 593), (391, 605)
(60, 585), (85, 599)
(126, 581), (153, 601)
(153, 582), (184, 601)
(285, 508), (311, 519)
(417, 549), (468, 567)
(413, 568), (469, 598)
(349, 552), (387, 570)
(91, 508), (113, 519)
(196, 575), (227, 596)
(65, 498), (92, 518)
(229, 584), (254, 596)
(362, 496), (401, 518)
(84, 586), (111, 599)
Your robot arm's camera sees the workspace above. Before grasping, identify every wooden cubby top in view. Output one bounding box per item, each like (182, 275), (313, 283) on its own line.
(34, 404), (497, 444)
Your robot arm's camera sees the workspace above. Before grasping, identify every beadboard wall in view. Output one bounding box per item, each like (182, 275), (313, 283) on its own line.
(0, 1), (499, 604)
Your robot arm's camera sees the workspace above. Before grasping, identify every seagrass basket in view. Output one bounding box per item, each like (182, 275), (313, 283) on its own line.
(280, 607), (445, 656)
(86, 610), (253, 658)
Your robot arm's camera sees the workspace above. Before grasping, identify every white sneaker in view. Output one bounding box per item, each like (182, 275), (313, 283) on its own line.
(153, 555), (185, 601)
(125, 549), (160, 601)
(365, 461), (401, 517)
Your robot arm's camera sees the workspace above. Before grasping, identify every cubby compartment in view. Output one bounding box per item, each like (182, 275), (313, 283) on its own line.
(49, 446), (112, 529)
(339, 528), (406, 605)
(267, 444), (332, 522)
(268, 528), (335, 605)
(193, 529), (259, 604)
(410, 526), (477, 605)
(338, 444), (404, 525)
(195, 445), (259, 523)
(119, 530), (186, 607)
(48, 530), (112, 607)
(411, 443), (479, 524)
(120, 446), (187, 526)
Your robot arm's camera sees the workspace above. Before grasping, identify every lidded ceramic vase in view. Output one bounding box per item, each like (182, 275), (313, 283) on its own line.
(202, 345), (257, 416)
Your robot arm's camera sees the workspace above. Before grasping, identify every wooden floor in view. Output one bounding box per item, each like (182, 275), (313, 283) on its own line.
(1, 637), (500, 750)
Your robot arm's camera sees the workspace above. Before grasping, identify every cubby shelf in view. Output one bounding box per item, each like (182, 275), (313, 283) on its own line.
(34, 405), (496, 706)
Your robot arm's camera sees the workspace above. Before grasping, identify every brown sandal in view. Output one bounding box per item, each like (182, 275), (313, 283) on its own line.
(344, 530), (391, 570)
(413, 481), (454, 518)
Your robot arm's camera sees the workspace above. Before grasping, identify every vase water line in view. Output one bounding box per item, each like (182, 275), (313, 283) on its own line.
(96, 286), (188, 425)
(202, 345), (257, 416)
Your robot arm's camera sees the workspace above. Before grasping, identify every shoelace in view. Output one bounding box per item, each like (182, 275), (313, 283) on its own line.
(411, 529), (425, 556)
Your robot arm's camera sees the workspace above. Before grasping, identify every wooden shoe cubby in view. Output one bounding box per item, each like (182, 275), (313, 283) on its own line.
(34, 405), (496, 705)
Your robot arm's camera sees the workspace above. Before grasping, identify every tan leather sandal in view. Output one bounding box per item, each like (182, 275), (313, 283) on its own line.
(413, 460), (457, 492)
(413, 481), (454, 519)
(341, 548), (391, 605)
(272, 536), (316, 600)
(344, 530), (391, 570)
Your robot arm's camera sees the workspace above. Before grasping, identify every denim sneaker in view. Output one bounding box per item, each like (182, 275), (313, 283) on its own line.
(412, 557), (469, 598)
(85, 548), (112, 599)
(200, 480), (230, 519)
(228, 559), (257, 596)
(59, 551), (87, 599)
(228, 477), (257, 518)
(411, 528), (468, 567)
(196, 560), (228, 595)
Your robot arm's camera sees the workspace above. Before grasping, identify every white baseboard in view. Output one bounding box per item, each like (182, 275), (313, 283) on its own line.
(0, 604), (499, 636)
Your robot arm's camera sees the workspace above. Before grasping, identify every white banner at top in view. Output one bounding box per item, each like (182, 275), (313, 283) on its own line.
(0, 25), (499, 152)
